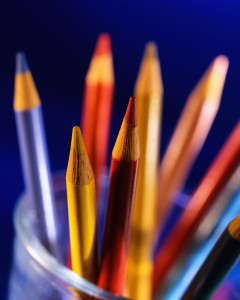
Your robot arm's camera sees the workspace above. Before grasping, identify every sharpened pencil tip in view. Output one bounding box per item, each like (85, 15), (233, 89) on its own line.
(212, 55), (229, 76)
(71, 126), (86, 155)
(145, 42), (158, 60)
(124, 96), (137, 127)
(197, 55), (229, 105)
(15, 52), (29, 74)
(67, 126), (94, 185)
(94, 33), (111, 56)
(228, 214), (240, 242)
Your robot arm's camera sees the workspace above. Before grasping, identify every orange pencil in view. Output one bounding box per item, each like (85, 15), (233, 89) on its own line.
(81, 33), (114, 201)
(156, 56), (229, 231)
(153, 121), (240, 295)
(98, 97), (140, 295)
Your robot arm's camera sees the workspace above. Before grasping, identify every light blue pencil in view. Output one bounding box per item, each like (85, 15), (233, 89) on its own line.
(14, 52), (61, 261)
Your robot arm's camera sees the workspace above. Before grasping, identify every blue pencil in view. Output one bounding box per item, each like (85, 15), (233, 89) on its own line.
(14, 52), (61, 261)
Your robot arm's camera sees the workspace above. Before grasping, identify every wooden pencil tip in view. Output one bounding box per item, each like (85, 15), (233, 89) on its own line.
(212, 55), (229, 75)
(14, 53), (41, 111)
(190, 55), (229, 106)
(67, 126), (94, 185)
(15, 52), (30, 74)
(94, 33), (112, 56)
(71, 126), (86, 155)
(124, 96), (137, 127)
(228, 214), (240, 242)
(145, 42), (158, 60)
(112, 96), (140, 161)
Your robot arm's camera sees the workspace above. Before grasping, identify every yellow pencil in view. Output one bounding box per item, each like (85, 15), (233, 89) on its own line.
(126, 43), (163, 300)
(66, 126), (98, 282)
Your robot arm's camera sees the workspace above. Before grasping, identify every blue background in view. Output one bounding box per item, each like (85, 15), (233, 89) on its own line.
(0, 1), (240, 298)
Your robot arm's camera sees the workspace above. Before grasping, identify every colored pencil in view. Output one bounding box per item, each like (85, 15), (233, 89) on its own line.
(156, 56), (229, 232)
(126, 42), (163, 300)
(66, 126), (98, 282)
(181, 214), (240, 300)
(81, 33), (114, 202)
(153, 120), (240, 294)
(163, 166), (240, 300)
(98, 96), (140, 295)
(14, 52), (60, 260)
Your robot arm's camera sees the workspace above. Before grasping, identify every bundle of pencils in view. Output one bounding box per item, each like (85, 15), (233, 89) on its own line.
(153, 120), (240, 295)
(13, 33), (240, 300)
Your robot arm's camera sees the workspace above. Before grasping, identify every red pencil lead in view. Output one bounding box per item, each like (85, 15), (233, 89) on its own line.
(94, 33), (111, 57)
(124, 96), (137, 127)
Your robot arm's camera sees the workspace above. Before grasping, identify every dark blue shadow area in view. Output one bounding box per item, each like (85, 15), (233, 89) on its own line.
(1, 0), (240, 298)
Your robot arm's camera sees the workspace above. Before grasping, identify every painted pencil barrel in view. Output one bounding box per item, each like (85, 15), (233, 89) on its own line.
(163, 169), (240, 300)
(181, 227), (240, 300)
(98, 96), (139, 296)
(98, 159), (139, 295)
(153, 121), (240, 293)
(66, 178), (98, 282)
(15, 107), (59, 259)
(126, 42), (163, 300)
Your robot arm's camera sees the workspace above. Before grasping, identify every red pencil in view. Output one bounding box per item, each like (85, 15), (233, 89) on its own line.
(98, 96), (140, 295)
(153, 120), (240, 295)
(81, 33), (114, 201)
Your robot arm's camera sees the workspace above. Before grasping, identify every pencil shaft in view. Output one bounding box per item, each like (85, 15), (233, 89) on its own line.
(81, 83), (99, 162)
(181, 228), (240, 300)
(67, 179), (98, 281)
(127, 94), (162, 299)
(125, 43), (163, 300)
(92, 84), (114, 188)
(81, 33), (114, 203)
(163, 168), (240, 300)
(66, 126), (98, 282)
(98, 96), (139, 295)
(15, 107), (59, 258)
(153, 121), (240, 293)
(98, 159), (139, 294)
(156, 56), (228, 231)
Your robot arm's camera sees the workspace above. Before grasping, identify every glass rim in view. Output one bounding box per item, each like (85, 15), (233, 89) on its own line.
(13, 193), (129, 300)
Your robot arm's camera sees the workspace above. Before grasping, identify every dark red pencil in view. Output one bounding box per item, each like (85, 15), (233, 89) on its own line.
(98, 96), (140, 295)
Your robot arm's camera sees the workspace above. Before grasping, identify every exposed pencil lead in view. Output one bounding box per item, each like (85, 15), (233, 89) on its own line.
(124, 96), (137, 127)
(94, 33), (111, 56)
(71, 126), (86, 155)
(15, 52), (29, 74)
(193, 55), (229, 105)
(145, 42), (158, 60)
(135, 42), (163, 95)
(212, 55), (229, 72)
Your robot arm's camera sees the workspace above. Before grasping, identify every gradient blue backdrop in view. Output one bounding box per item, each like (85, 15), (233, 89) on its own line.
(0, 1), (240, 298)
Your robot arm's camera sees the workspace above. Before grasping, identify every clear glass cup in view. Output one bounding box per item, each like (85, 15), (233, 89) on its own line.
(7, 171), (129, 300)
